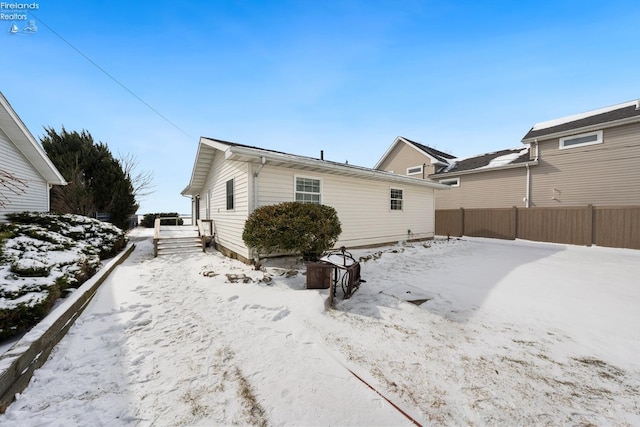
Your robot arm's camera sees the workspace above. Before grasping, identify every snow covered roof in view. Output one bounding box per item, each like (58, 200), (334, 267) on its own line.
(182, 137), (448, 196)
(522, 99), (640, 143)
(374, 136), (456, 169)
(0, 92), (66, 185)
(430, 147), (533, 178)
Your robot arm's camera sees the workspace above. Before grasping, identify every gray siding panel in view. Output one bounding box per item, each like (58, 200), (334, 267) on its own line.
(377, 142), (435, 176)
(531, 122), (640, 207)
(435, 167), (528, 209)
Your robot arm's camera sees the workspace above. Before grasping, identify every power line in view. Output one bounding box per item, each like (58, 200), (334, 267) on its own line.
(30, 11), (194, 141)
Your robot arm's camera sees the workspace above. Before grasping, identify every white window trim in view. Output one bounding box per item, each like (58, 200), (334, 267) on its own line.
(390, 187), (404, 211)
(226, 178), (235, 211)
(406, 165), (423, 176)
(294, 175), (322, 204)
(559, 130), (603, 150)
(439, 177), (460, 187)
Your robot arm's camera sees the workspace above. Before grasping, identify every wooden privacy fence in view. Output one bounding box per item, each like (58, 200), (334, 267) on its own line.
(436, 205), (640, 250)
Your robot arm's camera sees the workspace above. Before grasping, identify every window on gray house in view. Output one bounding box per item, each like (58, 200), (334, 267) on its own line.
(559, 130), (603, 149)
(439, 177), (460, 187)
(407, 165), (423, 175)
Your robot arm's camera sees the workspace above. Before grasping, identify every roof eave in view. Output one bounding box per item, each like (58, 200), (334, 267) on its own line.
(0, 93), (67, 185)
(431, 160), (538, 179)
(522, 115), (640, 144)
(228, 144), (449, 189)
(181, 137), (225, 196)
(374, 136), (452, 170)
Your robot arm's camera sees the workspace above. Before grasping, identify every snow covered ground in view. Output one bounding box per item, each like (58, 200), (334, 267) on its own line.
(2, 227), (639, 426)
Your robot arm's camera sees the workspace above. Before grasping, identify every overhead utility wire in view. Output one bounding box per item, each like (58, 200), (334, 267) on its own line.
(30, 12), (194, 141)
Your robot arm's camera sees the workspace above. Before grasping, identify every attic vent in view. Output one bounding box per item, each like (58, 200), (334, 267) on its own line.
(636, 100), (640, 110)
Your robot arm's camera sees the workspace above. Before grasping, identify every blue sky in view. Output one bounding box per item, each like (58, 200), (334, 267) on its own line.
(2, 1), (639, 214)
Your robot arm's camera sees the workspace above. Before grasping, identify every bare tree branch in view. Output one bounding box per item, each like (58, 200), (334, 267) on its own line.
(50, 166), (95, 215)
(118, 152), (155, 201)
(0, 169), (29, 208)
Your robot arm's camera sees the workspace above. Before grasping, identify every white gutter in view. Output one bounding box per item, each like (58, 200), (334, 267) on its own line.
(252, 156), (266, 212)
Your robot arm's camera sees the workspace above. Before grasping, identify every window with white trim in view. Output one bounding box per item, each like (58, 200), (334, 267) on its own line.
(295, 176), (321, 204)
(559, 130), (603, 149)
(439, 177), (460, 187)
(407, 165), (423, 175)
(390, 188), (403, 210)
(226, 179), (234, 210)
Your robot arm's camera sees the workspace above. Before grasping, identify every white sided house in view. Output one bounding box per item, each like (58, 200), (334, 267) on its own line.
(181, 138), (447, 262)
(0, 93), (66, 222)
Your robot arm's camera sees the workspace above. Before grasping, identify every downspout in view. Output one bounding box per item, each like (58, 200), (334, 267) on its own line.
(252, 156), (266, 213)
(250, 156), (267, 264)
(525, 163), (531, 208)
(525, 139), (539, 208)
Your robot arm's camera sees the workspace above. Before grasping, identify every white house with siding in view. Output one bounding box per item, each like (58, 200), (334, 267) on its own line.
(181, 137), (447, 262)
(0, 93), (66, 222)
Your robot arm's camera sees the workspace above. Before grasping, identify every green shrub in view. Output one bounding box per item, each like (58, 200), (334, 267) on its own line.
(242, 202), (342, 261)
(0, 281), (63, 340)
(10, 259), (52, 277)
(140, 212), (184, 227)
(0, 212), (127, 340)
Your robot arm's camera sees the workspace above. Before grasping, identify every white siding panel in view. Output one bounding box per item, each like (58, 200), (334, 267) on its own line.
(200, 153), (251, 259)
(0, 128), (50, 222)
(257, 165), (435, 248)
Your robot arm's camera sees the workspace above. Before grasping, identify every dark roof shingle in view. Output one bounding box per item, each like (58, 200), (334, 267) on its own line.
(401, 137), (456, 163)
(432, 148), (530, 175)
(522, 101), (640, 141)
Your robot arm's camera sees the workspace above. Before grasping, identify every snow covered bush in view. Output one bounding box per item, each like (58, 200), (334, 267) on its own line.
(0, 212), (127, 339)
(242, 202), (342, 261)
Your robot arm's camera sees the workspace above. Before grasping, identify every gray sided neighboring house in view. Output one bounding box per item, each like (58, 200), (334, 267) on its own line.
(375, 136), (536, 210)
(376, 100), (640, 210)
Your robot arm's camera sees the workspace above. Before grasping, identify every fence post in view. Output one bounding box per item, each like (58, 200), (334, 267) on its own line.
(512, 206), (518, 240)
(586, 204), (594, 247)
(460, 207), (465, 237)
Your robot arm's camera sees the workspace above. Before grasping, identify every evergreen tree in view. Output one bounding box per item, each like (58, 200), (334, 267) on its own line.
(41, 127), (139, 229)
